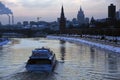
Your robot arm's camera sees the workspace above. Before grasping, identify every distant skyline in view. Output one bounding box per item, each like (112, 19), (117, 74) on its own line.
(0, 0), (120, 24)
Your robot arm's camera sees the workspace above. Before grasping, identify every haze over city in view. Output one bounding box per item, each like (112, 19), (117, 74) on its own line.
(0, 0), (120, 80)
(0, 0), (120, 24)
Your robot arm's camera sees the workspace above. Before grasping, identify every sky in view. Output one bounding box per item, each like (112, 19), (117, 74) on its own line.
(0, 0), (120, 25)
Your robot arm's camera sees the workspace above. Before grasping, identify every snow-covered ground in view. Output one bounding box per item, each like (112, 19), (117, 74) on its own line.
(82, 35), (120, 41)
(0, 39), (9, 46)
(47, 36), (120, 53)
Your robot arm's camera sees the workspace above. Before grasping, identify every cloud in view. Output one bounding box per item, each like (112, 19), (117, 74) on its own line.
(107, 0), (120, 8)
(5, 2), (18, 7)
(0, 0), (19, 7)
(18, 0), (57, 8)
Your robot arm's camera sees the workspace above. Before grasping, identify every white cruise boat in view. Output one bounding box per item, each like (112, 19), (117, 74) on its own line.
(26, 47), (56, 72)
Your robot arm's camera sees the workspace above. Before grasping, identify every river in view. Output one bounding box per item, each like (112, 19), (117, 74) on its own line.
(0, 38), (120, 80)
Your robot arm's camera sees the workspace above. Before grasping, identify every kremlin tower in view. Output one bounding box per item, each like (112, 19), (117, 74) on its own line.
(59, 5), (66, 33)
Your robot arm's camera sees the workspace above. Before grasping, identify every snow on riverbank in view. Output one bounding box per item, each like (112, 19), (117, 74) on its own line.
(47, 36), (120, 53)
(0, 39), (9, 46)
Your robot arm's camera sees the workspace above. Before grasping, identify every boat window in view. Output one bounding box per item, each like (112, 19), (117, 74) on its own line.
(32, 51), (53, 58)
(28, 59), (51, 64)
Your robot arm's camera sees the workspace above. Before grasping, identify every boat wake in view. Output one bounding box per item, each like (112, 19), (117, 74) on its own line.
(0, 63), (26, 80)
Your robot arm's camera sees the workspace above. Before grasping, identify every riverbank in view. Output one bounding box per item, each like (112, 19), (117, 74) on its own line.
(0, 38), (9, 46)
(47, 35), (120, 53)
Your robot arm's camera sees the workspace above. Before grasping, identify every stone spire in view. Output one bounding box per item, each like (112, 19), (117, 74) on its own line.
(61, 5), (65, 18)
(80, 6), (82, 12)
(59, 5), (66, 33)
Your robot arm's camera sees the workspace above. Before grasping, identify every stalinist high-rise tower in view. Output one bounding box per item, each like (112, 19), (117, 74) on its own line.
(77, 7), (85, 26)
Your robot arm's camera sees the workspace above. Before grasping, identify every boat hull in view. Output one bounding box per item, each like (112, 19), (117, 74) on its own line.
(26, 64), (55, 72)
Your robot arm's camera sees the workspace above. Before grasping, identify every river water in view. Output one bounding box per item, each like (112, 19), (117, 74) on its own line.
(0, 38), (120, 80)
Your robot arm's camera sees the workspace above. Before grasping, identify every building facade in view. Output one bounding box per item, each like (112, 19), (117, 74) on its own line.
(108, 4), (116, 19)
(116, 11), (119, 20)
(77, 7), (85, 25)
(119, 9), (120, 19)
